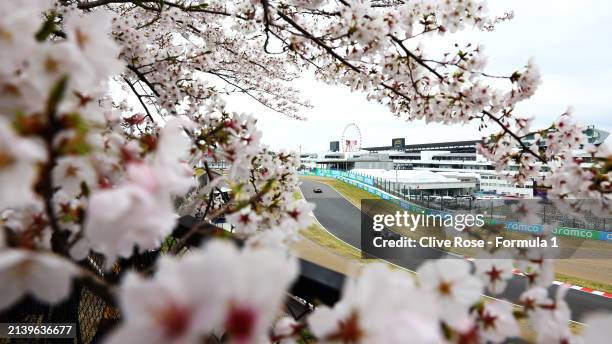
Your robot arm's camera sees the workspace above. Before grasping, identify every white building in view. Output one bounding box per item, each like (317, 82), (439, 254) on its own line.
(352, 168), (476, 196)
(300, 127), (609, 197)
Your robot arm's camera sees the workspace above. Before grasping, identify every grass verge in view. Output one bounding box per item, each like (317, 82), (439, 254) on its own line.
(301, 222), (363, 261)
(554, 273), (612, 293)
(302, 176), (377, 208)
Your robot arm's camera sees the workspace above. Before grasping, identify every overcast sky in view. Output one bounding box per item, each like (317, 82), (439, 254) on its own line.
(224, 0), (612, 152)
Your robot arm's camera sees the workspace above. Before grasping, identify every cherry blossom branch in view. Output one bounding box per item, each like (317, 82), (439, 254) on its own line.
(387, 38), (546, 164)
(423, 58), (510, 79)
(98, 0), (534, 157)
(265, 4), (548, 169)
(208, 71), (305, 119)
(389, 35), (444, 80)
(272, 6), (415, 103)
(76, 0), (248, 19)
(122, 77), (155, 122)
(201, 162), (223, 219)
(261, 0), (274, 55)
(482, 110), (546, 163)
(389, 36), (546, 166)
(170, 180), (274, 254)
(38, 77), (70, 254)
(127, 64), (160, 97)
(273, 8), (361, 74)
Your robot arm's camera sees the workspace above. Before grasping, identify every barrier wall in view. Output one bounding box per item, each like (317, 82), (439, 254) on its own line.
(300, 169), (611, 242)
(301, 169), (374, 186)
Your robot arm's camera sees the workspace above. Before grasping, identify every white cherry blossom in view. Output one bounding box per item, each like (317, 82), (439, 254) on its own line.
(476, 301), (520, 343)
(227, 206), (262, 235)
(152, 116), (197, 195)
(64, 11), (124, 85)
(0, 249), (76, 310)
(27, 41), (96, 97)
(106, 256), (224, 344)
(271, 317), (301, 344)
(474, 251), (514, 295)
(417, 259), (483, 329)
(281, 199), (315, 231)
(109, 240), (298, 343)
(0, 0), (54, 74)
(0, 118), (46, 210)
(83, 173), (177, 269)
(309, 264), (442, 343)
(519, 286), (549, 316)
(52, 156), (97, 198)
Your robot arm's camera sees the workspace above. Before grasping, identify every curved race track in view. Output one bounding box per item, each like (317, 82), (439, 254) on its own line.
(300, 179), (612, 322)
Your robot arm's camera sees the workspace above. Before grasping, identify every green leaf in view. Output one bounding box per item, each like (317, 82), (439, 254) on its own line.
(35, 11), (58, 42)
(80, 181), (91, 198)
(63, 112), (90, 134)
(46, 75), (69, 117)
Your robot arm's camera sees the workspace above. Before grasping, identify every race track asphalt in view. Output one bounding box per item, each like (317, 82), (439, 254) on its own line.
(300, 179), (612, 322)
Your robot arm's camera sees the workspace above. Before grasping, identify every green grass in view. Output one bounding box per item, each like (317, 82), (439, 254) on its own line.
(301, 222), (364, 260)
(554, 273), (612, 293)
(303, 176), (379, 208)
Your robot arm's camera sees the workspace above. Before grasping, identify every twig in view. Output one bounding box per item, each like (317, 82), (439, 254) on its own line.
(123, 77), (155, 122)
(482, 110), (546, 163)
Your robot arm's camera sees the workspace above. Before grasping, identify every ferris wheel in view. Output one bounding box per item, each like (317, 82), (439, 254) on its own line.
(341, 123), (362, 152)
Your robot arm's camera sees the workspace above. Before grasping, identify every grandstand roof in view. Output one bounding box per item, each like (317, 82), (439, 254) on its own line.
(362, 139), (482, 153)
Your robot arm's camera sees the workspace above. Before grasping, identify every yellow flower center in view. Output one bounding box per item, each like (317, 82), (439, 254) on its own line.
(438, 280), (452, 296)
(76, 28), (89, 50)
(0, 149), (16, 169)
(45, 56), (60, 73)
(0, 27), (12, 42)
(65, 165), (79, 178)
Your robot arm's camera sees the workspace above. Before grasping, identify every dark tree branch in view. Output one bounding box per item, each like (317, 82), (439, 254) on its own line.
(482, 110), (546, 163)
(390, 35), (444, 80)
(127, 64), (161, 97)
(76, 0), (248, 19)
(123, 77), (155, 122)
